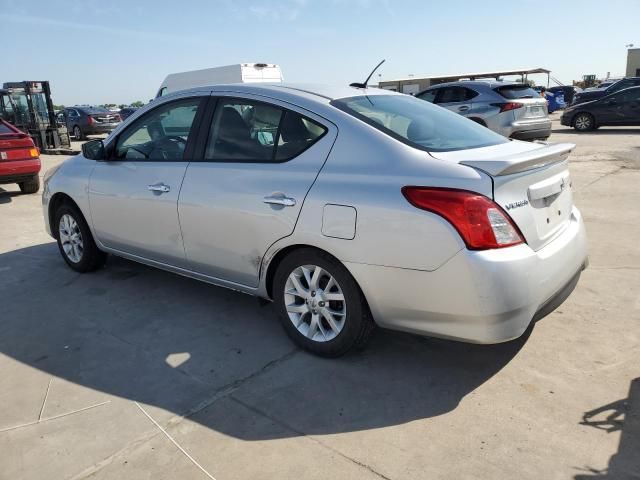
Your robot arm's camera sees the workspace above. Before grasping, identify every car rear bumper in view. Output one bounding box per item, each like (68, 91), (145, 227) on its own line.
(0, 158), (41, 184)
(509, 119), (552, 140)
(346, 206), (588, 344)
(85, 124), (119, 135)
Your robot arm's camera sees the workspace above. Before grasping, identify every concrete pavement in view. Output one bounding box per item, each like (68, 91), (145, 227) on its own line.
(0, 120), (638, 479)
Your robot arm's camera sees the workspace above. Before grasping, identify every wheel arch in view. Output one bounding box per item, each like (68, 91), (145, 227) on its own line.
(572, 111), (596, 128)
(262, 244), (371, 317)
(469, 117), (487, 127)
(48, 192), (82, 239)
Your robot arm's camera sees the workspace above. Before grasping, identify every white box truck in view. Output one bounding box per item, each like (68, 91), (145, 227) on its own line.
(156, 63), (283, 98)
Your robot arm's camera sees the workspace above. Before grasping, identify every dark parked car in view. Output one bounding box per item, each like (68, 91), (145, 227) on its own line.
(572, 77), (640, 105)
(118, 107), (139, 120)
(63, 106), (121, 140)
(561, 86), (640, 131)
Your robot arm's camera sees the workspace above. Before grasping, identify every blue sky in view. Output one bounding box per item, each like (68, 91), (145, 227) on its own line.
(1, 0), (637, 105)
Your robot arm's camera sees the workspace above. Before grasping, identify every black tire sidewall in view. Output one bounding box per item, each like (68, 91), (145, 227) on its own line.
(54, 204), (103, 272)
(273, 249), (366, 357)
(73, 126), (82, 140)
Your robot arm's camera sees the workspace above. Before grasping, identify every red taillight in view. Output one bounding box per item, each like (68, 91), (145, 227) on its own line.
(114, 114), (122, 122)
(87, 116), (94, 125)
(401, 187), (525, 250)
(491, 102), (524, 113)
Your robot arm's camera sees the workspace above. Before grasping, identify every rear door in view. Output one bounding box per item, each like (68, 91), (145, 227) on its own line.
(493, 84), (548, 121)
(178, 94), (336, 287)
(434, 87), (473, 116)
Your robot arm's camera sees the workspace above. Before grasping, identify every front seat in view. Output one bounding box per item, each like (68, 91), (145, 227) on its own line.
(214, 107), (262, 160)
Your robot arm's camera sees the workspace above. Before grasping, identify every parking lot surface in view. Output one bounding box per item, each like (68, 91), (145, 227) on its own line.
(1, 115), (639, 479)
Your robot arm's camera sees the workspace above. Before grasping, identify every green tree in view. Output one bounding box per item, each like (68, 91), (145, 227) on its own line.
(53, 104), (65, 110)
(130, 100), (145, 108)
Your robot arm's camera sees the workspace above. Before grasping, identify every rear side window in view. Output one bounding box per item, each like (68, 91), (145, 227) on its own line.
(0, 123), (14, 134)
(204, 99), (326, 162)
(435, 87), (476, 103)
(332, 95), (507, 152)
(494, 85), (540, 99)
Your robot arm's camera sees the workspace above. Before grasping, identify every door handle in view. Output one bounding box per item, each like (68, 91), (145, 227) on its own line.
(458, 106), (470, 112)
(263, 195), (296, 207)
(148, 183), (171, 193)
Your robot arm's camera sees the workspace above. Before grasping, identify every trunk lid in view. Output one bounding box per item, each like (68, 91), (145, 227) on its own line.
(431, 141), (575, 251)
(511, 97), (549, 121)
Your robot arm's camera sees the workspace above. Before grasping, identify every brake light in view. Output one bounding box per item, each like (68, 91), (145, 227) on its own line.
(29, 148), (39, 158)
(87, 116), (94, 125)
(114, 114), (121, 122)
(491, 102), (524, 113)
(401, 187), (525, 250)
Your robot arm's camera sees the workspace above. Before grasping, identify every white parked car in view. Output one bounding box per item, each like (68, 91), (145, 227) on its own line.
(43, 84), (588, 356)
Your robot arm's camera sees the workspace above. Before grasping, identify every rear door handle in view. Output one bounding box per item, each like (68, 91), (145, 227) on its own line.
(458, 106), (470, 112)
(148, 183), (171, 193)
(263, 195), (296, 207)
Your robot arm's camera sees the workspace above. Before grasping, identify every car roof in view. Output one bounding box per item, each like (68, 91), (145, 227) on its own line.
(426, 80), (529, 89)
(160, 83), (401, 105)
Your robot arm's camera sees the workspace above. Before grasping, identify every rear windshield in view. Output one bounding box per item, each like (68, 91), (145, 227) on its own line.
(494, 85), (540, 99)
(331, 94), (507, 152)
(81, 107), (111, 114)
(0, 123), (14, 134)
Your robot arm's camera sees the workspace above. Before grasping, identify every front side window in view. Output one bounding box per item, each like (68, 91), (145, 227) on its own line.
(416, 89), (437, 103)
(114, 98), (201, 161)
(205, 99), (326, 162)
(332, 94), (507, 152)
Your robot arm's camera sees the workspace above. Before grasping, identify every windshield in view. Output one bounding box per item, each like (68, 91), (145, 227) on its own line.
(331, 94), (507, 152)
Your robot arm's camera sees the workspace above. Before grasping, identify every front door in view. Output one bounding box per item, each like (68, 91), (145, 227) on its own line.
(88, 96), (204, 267)
(178, 95), (336, 287)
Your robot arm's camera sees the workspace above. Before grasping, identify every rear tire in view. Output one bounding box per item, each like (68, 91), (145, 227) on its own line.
(573, 113), (595, 131)
(54, 203), (106, 273)
(73, 125), (84, 141)
(19, 175), (40, 194)
(273, 248), (374, 357)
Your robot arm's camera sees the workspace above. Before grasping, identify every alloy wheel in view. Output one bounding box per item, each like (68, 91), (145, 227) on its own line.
(284, 264), (346, 342)
(73, 126), (82, 140)
(59, 214), (84, 263)
(574, 114), (592, 131)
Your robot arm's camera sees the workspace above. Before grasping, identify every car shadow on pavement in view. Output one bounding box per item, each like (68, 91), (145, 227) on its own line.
(0, 187), (20, 204)
(573, 378), (640, 479)
(0, 243), (531, 440)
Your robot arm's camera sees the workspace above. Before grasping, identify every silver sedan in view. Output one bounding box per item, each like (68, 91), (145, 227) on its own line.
(42, 84), (588, 356)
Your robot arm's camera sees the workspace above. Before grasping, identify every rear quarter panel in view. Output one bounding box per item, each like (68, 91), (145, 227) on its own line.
(266, 116), (494, 273)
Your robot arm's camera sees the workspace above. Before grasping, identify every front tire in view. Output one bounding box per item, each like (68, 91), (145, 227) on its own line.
(54, 203), (106, 272)
(273, 248), (374, 357)
(573, 113), (595, 131)
(19, 175), (40, 194)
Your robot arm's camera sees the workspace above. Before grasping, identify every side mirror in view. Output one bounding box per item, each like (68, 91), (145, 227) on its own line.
(82, 139), (106, 160)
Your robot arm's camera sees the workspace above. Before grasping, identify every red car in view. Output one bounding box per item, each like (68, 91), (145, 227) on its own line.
(0, 119), (41, 193)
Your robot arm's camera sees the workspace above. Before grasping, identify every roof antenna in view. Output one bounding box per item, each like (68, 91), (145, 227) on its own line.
(350, 59), (385, 89)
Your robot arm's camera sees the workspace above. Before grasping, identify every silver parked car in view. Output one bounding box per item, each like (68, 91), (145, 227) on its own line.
(416, 81), (552, 140)
(43, 84), (588, 357)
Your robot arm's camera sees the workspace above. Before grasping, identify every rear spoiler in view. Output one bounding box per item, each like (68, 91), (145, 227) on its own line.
(460, 143), (575, 176)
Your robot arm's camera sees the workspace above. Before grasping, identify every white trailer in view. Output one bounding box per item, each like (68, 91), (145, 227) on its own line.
(156, 63), (283, 98)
